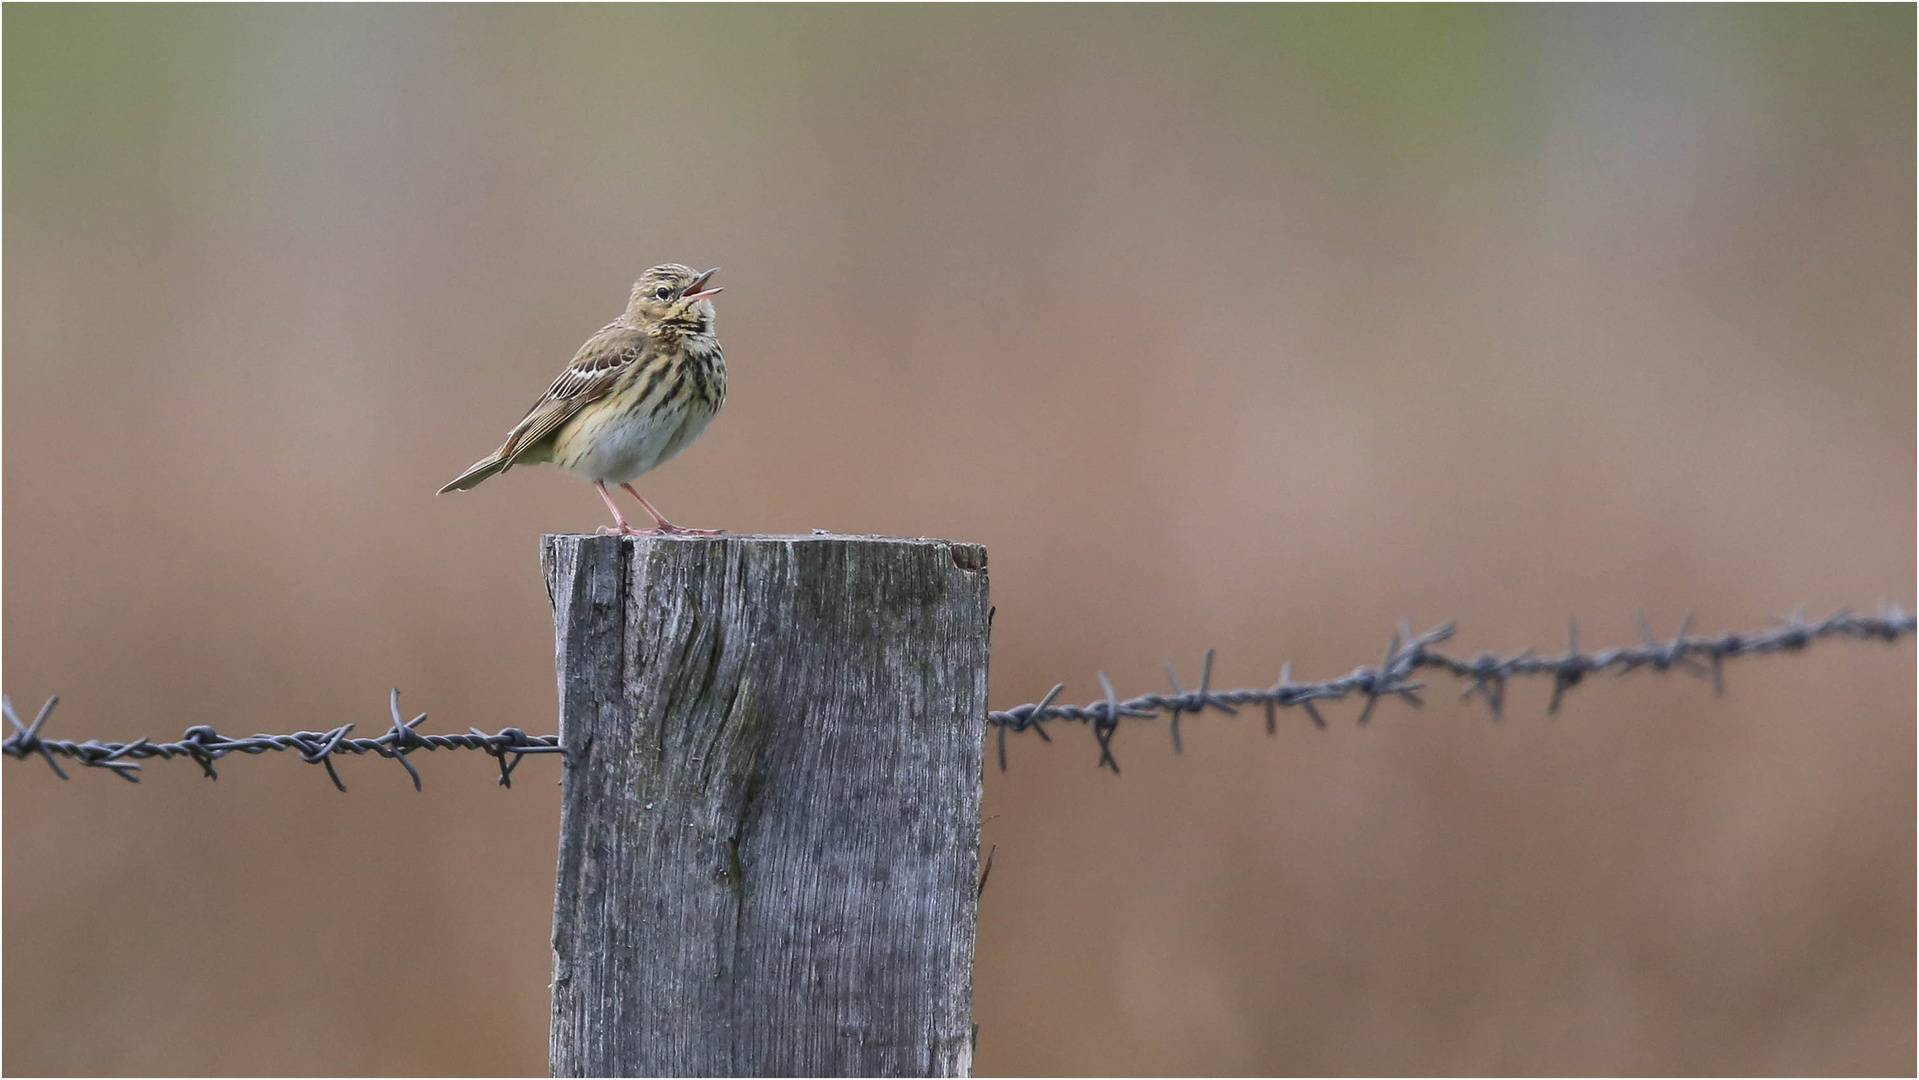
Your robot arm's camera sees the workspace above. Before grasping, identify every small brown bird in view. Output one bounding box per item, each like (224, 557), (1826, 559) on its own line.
(439, 264), (727, 534)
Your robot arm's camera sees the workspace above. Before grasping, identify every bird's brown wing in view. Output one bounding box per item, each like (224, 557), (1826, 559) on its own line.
(492, 324), (650, 465)
(437, 323), (655, 495)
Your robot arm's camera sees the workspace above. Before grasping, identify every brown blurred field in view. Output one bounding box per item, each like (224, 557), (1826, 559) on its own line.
(5, 6), (1912, 1076)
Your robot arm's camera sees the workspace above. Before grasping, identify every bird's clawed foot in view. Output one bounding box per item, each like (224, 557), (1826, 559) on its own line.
(616, 483), (721, 535)
(594, 522), (724, 537)
(597, 483), (721, 535)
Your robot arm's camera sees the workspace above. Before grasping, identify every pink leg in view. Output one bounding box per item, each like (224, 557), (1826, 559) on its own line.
(621, 483), (722, 535)
(592, 481), (647, 536)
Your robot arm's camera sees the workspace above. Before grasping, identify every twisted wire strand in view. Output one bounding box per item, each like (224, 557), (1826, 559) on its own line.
(985, 604), (1917, 772)
(6, 605), (1911, 787)
(1, 689), (561, 791)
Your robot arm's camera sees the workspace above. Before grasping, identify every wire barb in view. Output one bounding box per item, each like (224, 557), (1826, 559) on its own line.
(1, 690), (563, 790)
(986, 606), (1915, 770)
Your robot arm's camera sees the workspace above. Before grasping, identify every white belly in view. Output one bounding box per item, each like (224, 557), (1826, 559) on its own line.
(552, 397), (716, 485)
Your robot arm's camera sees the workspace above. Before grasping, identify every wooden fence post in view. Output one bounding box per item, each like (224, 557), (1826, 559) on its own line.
(541, 533), (990, 1078)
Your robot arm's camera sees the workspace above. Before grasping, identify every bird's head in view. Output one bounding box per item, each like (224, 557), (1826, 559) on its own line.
(625, 264), (722, 332)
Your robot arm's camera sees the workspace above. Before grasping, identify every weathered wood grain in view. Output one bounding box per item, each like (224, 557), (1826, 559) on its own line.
(542, 533), (990, 1078)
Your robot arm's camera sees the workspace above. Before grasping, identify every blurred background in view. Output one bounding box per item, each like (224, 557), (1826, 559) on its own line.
(5, 5), (1912, 1075)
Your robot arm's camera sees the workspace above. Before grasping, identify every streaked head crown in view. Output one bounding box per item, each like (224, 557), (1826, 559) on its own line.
(625, 264), (721, 331)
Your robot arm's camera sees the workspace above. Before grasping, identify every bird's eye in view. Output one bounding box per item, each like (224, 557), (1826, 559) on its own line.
(654, 286), (673, 300)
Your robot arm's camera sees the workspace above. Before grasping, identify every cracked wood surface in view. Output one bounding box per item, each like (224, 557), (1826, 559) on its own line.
(543, 534), (989, 1077)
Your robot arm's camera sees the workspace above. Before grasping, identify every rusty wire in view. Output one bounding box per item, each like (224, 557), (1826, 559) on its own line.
(985, 603), (1917, 772)
(5, 604), (1912, 788)
(1, 689), (560, 791)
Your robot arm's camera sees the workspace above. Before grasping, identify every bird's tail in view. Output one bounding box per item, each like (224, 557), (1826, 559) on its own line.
(437, 455), (509, 494)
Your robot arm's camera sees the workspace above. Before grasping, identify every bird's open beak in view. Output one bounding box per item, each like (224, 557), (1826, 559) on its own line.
(682, 268), (723, 302)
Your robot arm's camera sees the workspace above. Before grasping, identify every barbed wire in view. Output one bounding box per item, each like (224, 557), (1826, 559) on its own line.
(1, 689), (560, 791)
(985, 604), (1917, 772)
(6, 605), (1912, 788)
